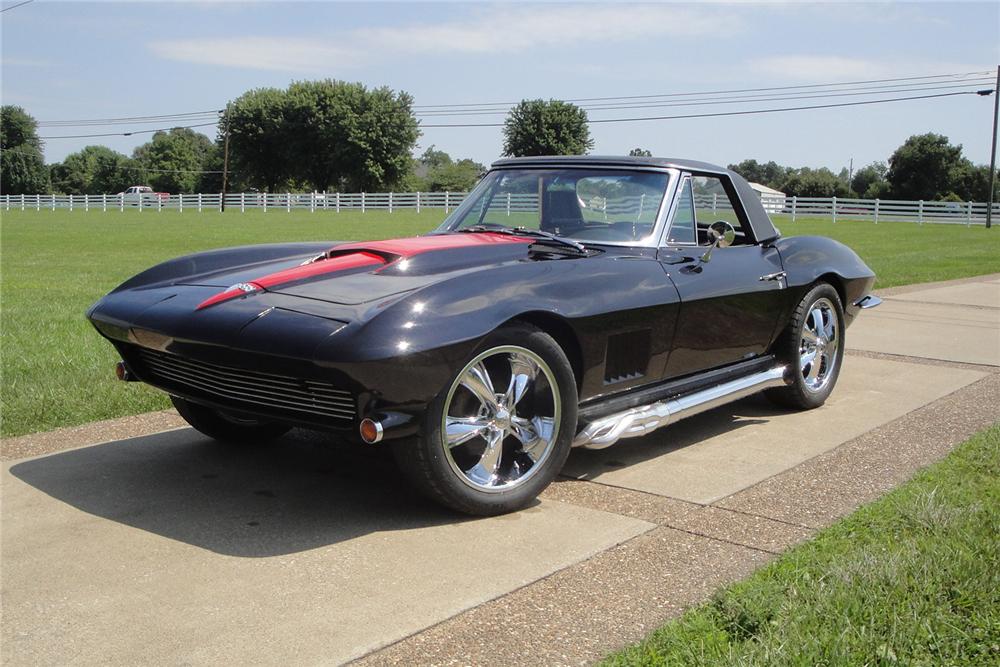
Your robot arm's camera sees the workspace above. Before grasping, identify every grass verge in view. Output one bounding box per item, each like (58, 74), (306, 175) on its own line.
(1, 209), (998, 437)
(602, 423), (1000, 666)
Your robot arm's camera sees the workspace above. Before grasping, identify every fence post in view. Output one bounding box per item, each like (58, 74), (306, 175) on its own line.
(445, 191), (450, 213)
(69, 195), (73, 212)
(831, 196), (837, 224)
(263, 193), (267, 213)
(918, 200), (924, 225)
(790, 196), (796, 222)
(874, 199), (880, 224)
(240, 192), (245, 213)
(138, 194), (143, 213)
(336, 192), (340, 213)
(361, 192), (366, 213)
(218, 193), (223, 213)
(102, 194), (107, 212)
(179, 194), (184, 213)
(84, 194), (89, 211)
(286, 192), (291, 213)
(389, 191), (393, 214)
(119, 193), (124, 212)
(967, 201), (973, 227)
(416, 191), (421, 213)
(310, 192), (315, 213)
(712, 193), (717, 214)
(21, 194), (26, 211)
(36, 194), (41, 211)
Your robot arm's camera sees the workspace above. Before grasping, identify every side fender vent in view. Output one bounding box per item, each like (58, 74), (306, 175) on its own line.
(604, 330), (651, 385)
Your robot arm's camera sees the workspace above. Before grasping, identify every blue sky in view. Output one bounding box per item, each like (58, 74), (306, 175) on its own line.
(2, 1), (998, 172)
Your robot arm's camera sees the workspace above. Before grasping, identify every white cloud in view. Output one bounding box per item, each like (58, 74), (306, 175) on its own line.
(149, 4), (741, 72)
(148, 37), (358, 73)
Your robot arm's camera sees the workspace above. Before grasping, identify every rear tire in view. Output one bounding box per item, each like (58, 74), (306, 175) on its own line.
(765, 283), (845, 410)
(171, 396), (291, 443)
(392, 324), (577, 516)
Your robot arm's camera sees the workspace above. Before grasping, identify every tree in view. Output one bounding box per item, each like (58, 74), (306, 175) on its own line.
(950, 162), (996, 202)
(49, 145), (135, 194)
(408, 146), (485, 192)
(1, 105), (49, 194)
(628, 147), (652, 157)
(338, 84), (420, 191)
(885, 133), (965, 201)
(222, 87), (293, 192)
(502, 99), (593, 157)
(728, 159), (788, 190)
(850, 161), (887, 198)
(132, 127), (216, 193)
(223, 80), (419, 192)
(779, 167), (851, 198)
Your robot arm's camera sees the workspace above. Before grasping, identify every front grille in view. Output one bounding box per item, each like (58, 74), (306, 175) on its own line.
(134, 347), (355, 422)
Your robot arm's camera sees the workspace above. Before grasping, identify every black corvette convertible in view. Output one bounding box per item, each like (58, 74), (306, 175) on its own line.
(88, 156), (880, 515)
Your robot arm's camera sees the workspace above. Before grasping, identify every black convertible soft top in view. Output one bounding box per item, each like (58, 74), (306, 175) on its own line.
(491, 155), (780, 244)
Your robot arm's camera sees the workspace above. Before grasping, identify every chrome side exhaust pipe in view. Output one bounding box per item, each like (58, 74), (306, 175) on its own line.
(573, 365), (789, 450)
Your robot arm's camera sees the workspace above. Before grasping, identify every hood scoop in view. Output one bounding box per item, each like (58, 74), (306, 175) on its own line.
(196, 251), (386, 310)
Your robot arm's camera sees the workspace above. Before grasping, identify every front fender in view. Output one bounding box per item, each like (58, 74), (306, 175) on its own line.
(774, 235), (876, 326)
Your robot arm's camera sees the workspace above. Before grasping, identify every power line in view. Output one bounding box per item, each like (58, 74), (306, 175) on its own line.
(38, 122), (218, 140)
(411, 70), (994, 109)
(420, 90), (991, 128)
(38, 110), (223, 128)
(414, 80), (995, 117)
(1, 147), (228, 173)
(1, 0), (34, 13)
(33, 70), (992, 127)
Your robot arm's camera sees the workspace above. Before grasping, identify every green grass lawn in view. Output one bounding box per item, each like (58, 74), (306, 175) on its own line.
(603, 423), (1000, 666)
(1, 208), (998, 437)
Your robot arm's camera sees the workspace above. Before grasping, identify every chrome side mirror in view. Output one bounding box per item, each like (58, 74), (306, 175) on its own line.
(700, 221), (736, 262)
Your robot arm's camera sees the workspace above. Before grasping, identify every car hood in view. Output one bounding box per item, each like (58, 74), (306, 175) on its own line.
(177, 232), (540, 308)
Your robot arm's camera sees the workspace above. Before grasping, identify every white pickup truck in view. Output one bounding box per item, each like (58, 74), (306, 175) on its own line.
(117, 185), (169, 206)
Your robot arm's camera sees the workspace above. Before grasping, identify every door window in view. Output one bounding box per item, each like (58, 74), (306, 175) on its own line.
(690, 175), (748, 245)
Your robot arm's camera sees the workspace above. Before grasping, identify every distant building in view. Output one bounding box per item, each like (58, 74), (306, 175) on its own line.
(749, 182), (786, 213)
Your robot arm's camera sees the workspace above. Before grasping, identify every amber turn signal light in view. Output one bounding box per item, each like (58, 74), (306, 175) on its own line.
(359, 418), (383, 444)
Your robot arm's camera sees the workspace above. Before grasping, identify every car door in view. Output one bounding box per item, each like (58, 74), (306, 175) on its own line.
(657, 173), (786, 379)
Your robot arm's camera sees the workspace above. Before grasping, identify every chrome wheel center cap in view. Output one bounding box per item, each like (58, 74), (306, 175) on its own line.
(494, 407), (511, 429)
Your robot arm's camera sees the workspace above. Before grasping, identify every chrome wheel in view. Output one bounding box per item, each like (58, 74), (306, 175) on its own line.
(799, 297), (839, 392)
(442, 345), (561, 492)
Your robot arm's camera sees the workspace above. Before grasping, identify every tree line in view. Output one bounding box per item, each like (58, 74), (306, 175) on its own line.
(2, 89), (996, 202)
(728, 133), (995, 202)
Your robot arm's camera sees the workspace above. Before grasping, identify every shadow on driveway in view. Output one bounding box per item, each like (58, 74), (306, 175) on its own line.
(8, 395), (790, 558)
(8, 428), (463, 558)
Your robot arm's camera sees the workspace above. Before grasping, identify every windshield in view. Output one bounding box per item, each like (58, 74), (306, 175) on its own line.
(437, 168), (672, 245)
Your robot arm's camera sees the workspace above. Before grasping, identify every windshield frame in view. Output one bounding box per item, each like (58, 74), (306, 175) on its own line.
(434, 166), (680, 248)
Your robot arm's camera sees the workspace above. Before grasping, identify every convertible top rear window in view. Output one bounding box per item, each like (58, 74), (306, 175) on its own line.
(439, 168), (671, 245)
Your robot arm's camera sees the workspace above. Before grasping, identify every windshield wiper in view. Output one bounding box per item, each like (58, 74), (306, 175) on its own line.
(460, 225), (587, 254)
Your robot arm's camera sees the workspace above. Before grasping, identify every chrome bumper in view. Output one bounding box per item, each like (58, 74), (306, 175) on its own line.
(853, 294), (882, 309)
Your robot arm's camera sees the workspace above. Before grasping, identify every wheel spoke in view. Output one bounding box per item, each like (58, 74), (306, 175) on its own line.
(445, 417), (489, 448)
(810, 308), (825, 337)
(466, 428), (505, 486)
(800, 348), (818, 372)
(511, 416), (554, 462)
(801, 328), (820, 345)
(505, 354), (538, 407)
(806, 353), (823, 381)
(823, 314), (836, 341)
(461, 362), (498, 410)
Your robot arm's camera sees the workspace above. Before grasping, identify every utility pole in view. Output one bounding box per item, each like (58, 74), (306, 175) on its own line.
(221, 122), (230, 213)
(987, 65), (999, 229)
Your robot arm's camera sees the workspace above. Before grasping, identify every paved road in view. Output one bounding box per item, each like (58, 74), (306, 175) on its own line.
(3, 274), (999, 666)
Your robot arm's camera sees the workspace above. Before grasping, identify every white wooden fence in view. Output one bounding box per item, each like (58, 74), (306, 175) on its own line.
(3, 191), (998, 225)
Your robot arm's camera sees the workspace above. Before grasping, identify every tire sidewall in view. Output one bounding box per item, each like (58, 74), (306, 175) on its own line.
(787, 283), (845, 408)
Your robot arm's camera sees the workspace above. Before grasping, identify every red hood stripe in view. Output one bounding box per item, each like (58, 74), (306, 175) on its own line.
(195, 233), (527, 311)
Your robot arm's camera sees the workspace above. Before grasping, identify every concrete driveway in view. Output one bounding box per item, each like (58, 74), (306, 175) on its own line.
(3, 274), (999, 666)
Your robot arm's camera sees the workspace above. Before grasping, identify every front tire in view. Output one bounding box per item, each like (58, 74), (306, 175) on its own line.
(171, 396), (291, 443)
(392, 324), (578, 516)
(765, 283), (845, 410)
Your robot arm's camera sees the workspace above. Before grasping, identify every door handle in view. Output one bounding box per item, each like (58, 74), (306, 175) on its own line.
(759, 271), (787, 283)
